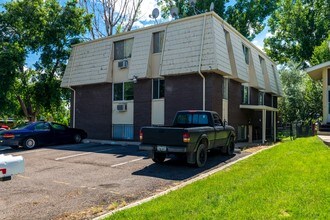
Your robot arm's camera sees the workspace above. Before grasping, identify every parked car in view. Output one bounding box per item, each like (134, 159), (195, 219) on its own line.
(139, 110), (236, 167)
(0, 121), (87, 149)
(0, 125), (9, 131)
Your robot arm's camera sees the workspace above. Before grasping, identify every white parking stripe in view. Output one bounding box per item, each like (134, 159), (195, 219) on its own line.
(14, 148), (50, 155)
(111, 157), (145, 168)
(55, 149), (114, 161)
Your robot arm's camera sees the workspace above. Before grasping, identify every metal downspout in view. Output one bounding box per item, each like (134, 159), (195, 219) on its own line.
(68, 48), (76, 128)
(68, 87), (76, 128)
(198, 14), (207, 111)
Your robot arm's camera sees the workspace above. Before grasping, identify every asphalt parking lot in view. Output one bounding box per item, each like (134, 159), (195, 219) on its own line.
(0, 142), (251, 220)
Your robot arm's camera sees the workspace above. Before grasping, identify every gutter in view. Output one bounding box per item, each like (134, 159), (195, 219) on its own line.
(67, 48), (76, 128)
(198, 14), (207, 111)
(67, 87), (76, 128)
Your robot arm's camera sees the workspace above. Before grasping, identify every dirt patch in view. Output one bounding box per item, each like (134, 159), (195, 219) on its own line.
(242, 145), (268, 153)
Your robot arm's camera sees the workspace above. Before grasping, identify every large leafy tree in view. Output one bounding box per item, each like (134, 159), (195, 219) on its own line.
(0, 0), (91, 122)
(264, 0), (330, 64)
(157, 0), (277, 40)
(278, 62), (322, 125)
(310, 33), (330, 65)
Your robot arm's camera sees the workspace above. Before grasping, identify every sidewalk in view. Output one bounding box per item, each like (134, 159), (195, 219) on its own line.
(317, 135), (330, 146)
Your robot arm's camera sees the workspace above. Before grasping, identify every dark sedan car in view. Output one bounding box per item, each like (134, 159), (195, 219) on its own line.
(0, 121), (87, 149)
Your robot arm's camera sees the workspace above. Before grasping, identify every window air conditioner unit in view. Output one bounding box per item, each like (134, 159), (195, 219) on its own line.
(117, 103), (127, 112)
(118, 59), (128, 69)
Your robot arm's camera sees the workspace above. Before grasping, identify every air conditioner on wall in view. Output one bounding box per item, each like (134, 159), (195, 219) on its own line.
(118, 59), (128, 69)
(117, 103), (127, 112)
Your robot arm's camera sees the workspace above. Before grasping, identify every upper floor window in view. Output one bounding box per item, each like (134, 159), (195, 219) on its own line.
(259, 56), (266, 74)
(241, 85), (250, 104)
(258, 91), (265, 105)
(113, 82), (134, 101)
(242, 44), (250, 65)
(153, 31), (165, 53)
(153, 79), (165, 99)
(114, 38), (133, 60)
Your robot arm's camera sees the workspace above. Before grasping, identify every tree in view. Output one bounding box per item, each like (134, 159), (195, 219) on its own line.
(0, 0), (91, 122)
(79, 0), (143, 39)
(264, 0), (330, 64)
(310, 32), (330, 65)
(278, 62), (322, 125)
(157, 0), (277, 40)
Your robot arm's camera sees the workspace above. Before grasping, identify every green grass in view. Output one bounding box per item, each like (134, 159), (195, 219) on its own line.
(106, 137), (330, 220)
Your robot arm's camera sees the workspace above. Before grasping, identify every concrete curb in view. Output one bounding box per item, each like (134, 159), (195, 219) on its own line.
(93, 143), (278, 220)
(83, 139), (140, 147)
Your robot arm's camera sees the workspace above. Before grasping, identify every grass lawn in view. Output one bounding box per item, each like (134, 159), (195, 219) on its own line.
(106, 137), (329, 220)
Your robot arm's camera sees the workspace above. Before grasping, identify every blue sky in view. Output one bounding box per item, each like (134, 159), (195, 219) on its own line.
(1, 0), (269, 66)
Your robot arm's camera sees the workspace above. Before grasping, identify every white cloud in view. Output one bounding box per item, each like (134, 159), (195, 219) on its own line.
(139, 0), (159, 21)
(252, 40), (264, 52)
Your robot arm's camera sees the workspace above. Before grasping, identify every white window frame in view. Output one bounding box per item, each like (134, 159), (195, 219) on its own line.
(114, 38), (133, 60)
(153, 31), (165, 53)
(113, 82), (134, 101)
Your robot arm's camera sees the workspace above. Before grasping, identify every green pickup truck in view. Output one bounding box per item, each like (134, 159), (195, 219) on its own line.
(139, 110), (236, 167)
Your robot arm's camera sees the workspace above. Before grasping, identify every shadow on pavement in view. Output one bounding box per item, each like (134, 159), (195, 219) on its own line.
(132, 151), (248, 181)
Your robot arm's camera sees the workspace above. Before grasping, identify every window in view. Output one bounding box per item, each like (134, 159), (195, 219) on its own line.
(258, 91), (265, 105)
(112, 124), (133, 140)
(34, 123), (50, 131)
(113, 82), (134, 101)
(241, 85), (250, 104)
(51, 123), (66, 131)
(237, 125), (247, 141)
(153, 79), (165, 99)
(242, 44), (250, 65)
(213, 114), (222, 126)
(153, 31), (165, 53)
(223, 78), (229, 100)
(174, 113), (209, 126)
(114, 38), (133, 60)
(259, 56), (266, 74)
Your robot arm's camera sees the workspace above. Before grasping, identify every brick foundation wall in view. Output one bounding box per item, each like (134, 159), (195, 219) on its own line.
(134, 79), (152, 140)
(73, 83), (112, 139)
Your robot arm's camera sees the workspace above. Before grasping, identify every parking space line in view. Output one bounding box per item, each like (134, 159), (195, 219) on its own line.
(17, 175), (31, 179)
(54, 149), (114, 161)
(14, 149), (50, 156)
(111, 157), (146, 168)
(53, 180), (70, 185)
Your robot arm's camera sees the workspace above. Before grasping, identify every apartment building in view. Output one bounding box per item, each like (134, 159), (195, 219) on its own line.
(61, 12), (283, 143)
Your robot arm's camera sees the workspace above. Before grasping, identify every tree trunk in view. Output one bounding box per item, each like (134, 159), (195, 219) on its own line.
(17, 95), (37, 122)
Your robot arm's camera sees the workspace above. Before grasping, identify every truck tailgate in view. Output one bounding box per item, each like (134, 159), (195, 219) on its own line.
(141, 127), (185, 146)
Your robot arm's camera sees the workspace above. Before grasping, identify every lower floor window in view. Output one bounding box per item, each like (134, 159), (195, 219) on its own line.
(237, 125), (247, 141)
(112, 124), (134, 140)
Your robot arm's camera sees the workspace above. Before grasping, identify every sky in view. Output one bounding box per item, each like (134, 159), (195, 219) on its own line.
(0, 0), (269, 65)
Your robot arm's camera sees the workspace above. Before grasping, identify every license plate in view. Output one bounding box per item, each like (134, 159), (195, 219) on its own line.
(156, 146), (167, 152)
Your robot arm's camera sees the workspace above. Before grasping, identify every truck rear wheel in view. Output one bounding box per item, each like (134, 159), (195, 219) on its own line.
(195, 143), (207, 168)
(152, 152), (166, 163)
